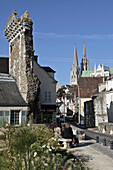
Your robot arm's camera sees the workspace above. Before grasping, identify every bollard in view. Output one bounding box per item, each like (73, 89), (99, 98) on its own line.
(110, 141), (113, 150)
(103, 138), (106, 146)
(96, 136), (99, 143)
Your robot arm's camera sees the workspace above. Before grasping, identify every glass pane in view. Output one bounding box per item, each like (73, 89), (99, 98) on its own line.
(11, 110), (19, 125)
(0, 111), (4, 125)
(45, 91), (47, 101)
(0, 111), (3, 117)
(48, 91), (51, 101)
(15, 112), (19, 125)
(5, 111), (9, 123)
(21, 111), (26, 125)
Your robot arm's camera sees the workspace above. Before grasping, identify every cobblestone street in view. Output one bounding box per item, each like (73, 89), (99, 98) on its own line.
(69, 139), (113, 170)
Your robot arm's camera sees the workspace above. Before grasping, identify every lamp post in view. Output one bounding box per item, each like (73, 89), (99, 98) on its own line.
(63, 93), (67, 123)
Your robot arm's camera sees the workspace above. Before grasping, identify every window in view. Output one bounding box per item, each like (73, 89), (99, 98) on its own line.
(0, 111), (10, 125)
(11, 110), (20, 125)
(44, 91), (52, 102)
(48, 91), (51, 101)
(44, 91), (47, 101)
(5, 111), (9, 123)
(21, 111), (26, 125)
(0, 111), (4, 124)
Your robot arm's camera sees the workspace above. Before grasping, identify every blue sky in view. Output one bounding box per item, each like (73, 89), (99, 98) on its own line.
(1, 0), (113, 85)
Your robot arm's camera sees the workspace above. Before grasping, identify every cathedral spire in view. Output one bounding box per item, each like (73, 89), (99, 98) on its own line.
(73, 43), (78, 67)
(83, 42), (86, 58)
(81, 42), (89, 72)
(70, 43), (79, 85)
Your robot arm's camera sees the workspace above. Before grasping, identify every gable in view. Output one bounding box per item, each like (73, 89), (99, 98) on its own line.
(34, 61), (57, 83)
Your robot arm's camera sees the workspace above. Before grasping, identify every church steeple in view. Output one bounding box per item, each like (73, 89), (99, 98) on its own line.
(73, 43), (78, 67)
(81, 42), (89, 73)
(83, 42), (86, 58)
(70, 44), (80, 85)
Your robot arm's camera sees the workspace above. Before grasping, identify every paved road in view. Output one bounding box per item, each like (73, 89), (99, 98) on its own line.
(68, 139), (113, 170)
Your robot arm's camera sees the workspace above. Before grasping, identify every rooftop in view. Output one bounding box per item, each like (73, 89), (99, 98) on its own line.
(0, 74), (27, 106)
(78, 77), (103, 98)
(41, 67), (56, 73)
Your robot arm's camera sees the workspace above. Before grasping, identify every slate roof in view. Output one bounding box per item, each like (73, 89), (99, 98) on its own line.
(78, 77), (103, 98)
(0, 74), (28, 106)
(0, 57), (9, 74)
(41, 67), (56, 73)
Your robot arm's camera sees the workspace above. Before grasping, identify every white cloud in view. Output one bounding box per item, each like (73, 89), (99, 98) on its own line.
(34, 32), (113, 40)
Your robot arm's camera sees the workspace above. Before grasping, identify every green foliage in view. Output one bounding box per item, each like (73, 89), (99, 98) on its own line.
(0, 124), (84, 170)
(57, 88), (64, 96)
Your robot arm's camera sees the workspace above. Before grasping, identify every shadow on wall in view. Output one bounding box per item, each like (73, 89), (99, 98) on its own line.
(107, 101), (113, 123)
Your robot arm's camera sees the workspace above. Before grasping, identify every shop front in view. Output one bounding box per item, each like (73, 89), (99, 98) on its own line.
(41, 104), (56, 123)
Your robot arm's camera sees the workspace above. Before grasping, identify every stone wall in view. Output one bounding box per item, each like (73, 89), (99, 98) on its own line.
(93, 93), (108, 126)
(5, 10), (40, 120)
(98, 122), (113, 135)
(85, 129), (113, 146)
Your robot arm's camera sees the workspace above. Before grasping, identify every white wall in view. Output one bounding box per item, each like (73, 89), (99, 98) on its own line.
(34, 62), (56, 105)
(99, 83), (106, 92)
(106, 79), (113, 91)
(105, 79), (113, 122)
(79, 98), (91, 124)
(94, 94), (108, 126)
(106, 92), (113, 122)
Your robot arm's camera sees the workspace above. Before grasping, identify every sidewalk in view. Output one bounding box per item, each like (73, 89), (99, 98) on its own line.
(68, 139), (113, 170)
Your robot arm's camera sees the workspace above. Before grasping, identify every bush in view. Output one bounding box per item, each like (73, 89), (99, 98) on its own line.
(0, 124), (84, 170)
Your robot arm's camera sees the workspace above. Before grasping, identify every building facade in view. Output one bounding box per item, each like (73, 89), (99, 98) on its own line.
(93, 78), (113, 126)
(0, 74), (28, 126)
(34, 63), (57, 123)
(78, 77), (103, 125)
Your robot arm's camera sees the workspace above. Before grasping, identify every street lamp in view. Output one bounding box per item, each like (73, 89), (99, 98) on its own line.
(63, 93), (67, 123)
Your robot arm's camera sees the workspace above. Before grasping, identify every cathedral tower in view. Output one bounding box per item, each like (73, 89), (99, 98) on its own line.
(81, 43), (89, 73)
(70, 44), (80, 85)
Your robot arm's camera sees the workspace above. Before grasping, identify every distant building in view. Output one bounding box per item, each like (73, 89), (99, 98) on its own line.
(70, 42), (89, 85)
(56, 82), (61, 92)
(92, 78), (113, 126)
(78, 77), (103, 124)
(70, 43), (113, 85)
(81, 64), (113, 77)
(57, 85), (78, 122)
